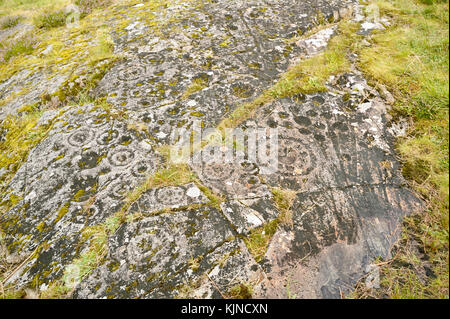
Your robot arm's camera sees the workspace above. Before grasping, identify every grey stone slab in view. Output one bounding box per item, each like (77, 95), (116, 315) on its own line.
(73, 206), (261, 299)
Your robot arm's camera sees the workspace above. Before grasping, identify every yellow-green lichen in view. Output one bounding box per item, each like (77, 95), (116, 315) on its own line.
(243, 219), (279, 263)
(54, 202), (70, 223)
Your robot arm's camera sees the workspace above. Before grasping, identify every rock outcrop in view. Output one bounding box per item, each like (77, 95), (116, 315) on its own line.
(0, 0), (422, 299)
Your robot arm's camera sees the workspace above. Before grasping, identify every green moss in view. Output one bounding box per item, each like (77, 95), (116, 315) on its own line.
(0, 112), (52, 188)
(42, 211), (124, 298)
(0, 289), (26, 299)
(8, 194), (22, 207)
(96, 153), (107, 165)
(0, 15), (21, 29)
(74, 0), (113, 18)
(243, 219), (279, 263)
(0, 193), (23, 215)
(3, 35), (36, 62)
(226, 283), (253, 299)
(121, 140), (131, 146)
(36, 221), (46, 232)
(359, 1), (449, 121)
(272, 188), (297, 229)
(55, 58), (118, 105)
(73, 189), (85, 202)
(33, 9), (68, 29)
(39, 281), (72, 299)
(54, 153), (65, 161)
(182, 77), (209, 100)
(190, 111), (205, 117)
(316, 9), (326, 26)
(54, 202), (70, 223)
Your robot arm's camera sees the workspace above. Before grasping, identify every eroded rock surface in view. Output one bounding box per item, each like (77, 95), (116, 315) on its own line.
(74, 206), (263, 299)
(188, 71), (422, 298)
(95, 0), (356, 144)
(0, 0), (422, 299)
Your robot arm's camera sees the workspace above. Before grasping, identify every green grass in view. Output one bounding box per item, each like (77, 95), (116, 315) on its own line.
(243, 219), (279, 263)
(0, 15), (21, 29)
(0, 109), (51, 188)
(182, 77), (209, 100)
(350, 0), (449, 299)
(74, 0), (113, 18)
(0, 0), (113, 29)
(226, 283), (253, 299)
(38, 212), (122, 299)
(2, 34), (35, 62)
(0, 0), (71, 23)
(271, 187), (297, 229)
(33, 9), (68, 29)
(122, 164), (196, 209)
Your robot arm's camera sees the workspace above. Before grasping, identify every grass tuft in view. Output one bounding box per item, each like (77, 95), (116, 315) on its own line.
(33, 9), (68, 29)
(243, 219), (279, 263)
(182, 77), (209, 100)
(225, 283), (253, 299)
(74, 0), (113, 18)
(0, 15), (21, 29)
(0, 110), (51, 187)
(2, 34), (36, 62)
(272, 188), (297, 229)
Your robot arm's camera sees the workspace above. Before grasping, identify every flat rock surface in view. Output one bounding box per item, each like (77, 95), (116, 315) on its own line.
(0, 0), (422, 299)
